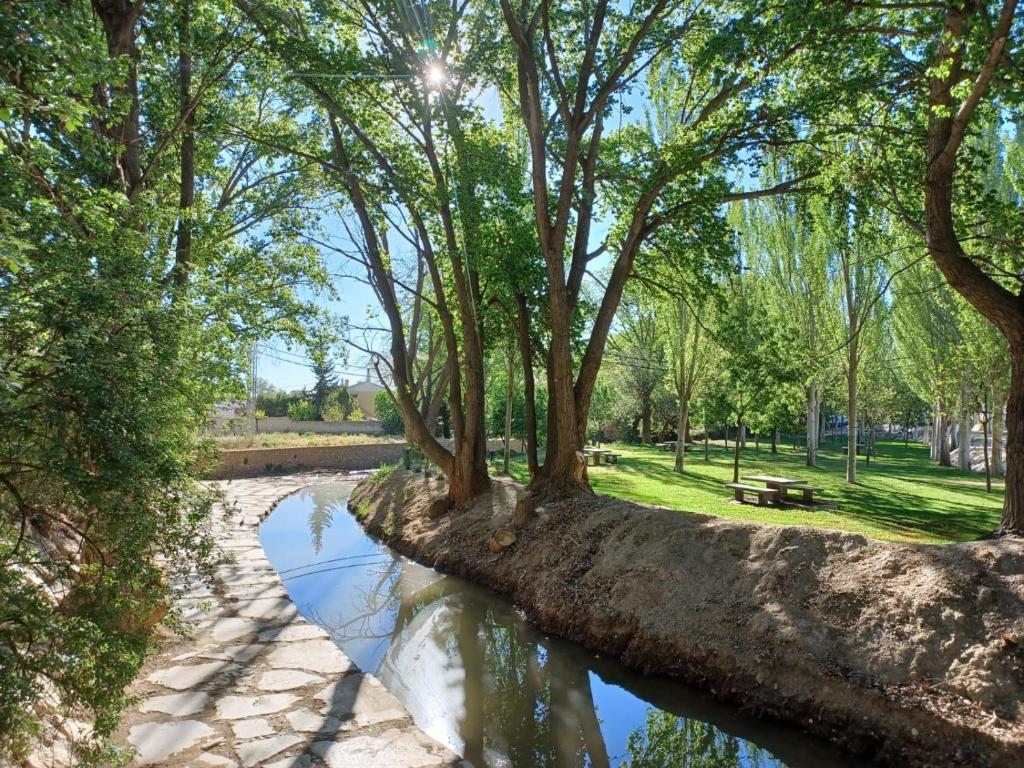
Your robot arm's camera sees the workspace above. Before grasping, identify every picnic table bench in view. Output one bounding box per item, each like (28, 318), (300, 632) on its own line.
(843, 444), (876, 456)
(580, 447), (619, 466)
(725, 482), (780, 506)
(787, 485), (823, 503)
(740, 474), (824, 505)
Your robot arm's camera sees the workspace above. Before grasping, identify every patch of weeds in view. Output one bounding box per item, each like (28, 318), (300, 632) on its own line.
(352, 501), (370, 521)
(371, 460), (399, 485)
(381, 511), (397, 538)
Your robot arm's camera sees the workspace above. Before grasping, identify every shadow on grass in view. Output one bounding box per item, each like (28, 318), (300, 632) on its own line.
(515, 440), (1003, 544)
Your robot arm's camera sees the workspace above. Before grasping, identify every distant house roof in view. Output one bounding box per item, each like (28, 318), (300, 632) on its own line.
(348, 379), (385, 393)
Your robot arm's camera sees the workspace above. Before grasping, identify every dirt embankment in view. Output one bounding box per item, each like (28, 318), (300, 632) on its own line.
(350, 472), (1024, 768)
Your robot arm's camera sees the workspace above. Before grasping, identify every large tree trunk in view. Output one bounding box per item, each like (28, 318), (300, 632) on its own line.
(1001, 349), (1024, 534)
(640, 401), (652, 445)
(957, 407), (972, 472)
(514, 295), (539, 478)
(922, 0), (1020, 535)
(992, 389), (1005, 477)
(536, 315), (587, 495)
(937, 406), (952, 467)
(172, 1), (194, 291)
(92, 0), (145, 194)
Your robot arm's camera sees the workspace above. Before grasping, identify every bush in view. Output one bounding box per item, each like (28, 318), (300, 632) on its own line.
(287, 399), (318, 421)
(321, 404), (347, 422)
(374, 390), (404, 435)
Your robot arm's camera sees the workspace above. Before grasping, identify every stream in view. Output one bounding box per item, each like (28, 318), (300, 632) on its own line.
(259, 480), (869, 768)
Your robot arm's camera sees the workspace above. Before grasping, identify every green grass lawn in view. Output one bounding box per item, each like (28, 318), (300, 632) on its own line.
(509, 440), (1004, 545)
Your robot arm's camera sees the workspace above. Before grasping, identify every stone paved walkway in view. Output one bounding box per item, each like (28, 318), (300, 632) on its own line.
(116, 473), (464, 768)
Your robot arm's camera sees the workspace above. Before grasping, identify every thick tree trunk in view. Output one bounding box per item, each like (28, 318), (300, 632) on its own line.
(513, 294), (539, 478)
(921, 0), (1020, 535)
(957, 408), (972, 472)
(536, 323), (587, 495)
(938, 407), (952, 467)
(172, 1), (194, 290)
(992, 390), (1005, 477)
(92, 0), (144, 194)
(640, 403), (652, 445)
(1000, 349), (1024, 535)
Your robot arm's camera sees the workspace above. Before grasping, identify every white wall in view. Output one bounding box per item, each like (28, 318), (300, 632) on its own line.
(210, 416), (383, 435)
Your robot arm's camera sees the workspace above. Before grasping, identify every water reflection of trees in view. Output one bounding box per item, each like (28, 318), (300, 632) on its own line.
(302, 485), (345, 553)
(308, 552), (783, 768)
(622, 711), (782, 768)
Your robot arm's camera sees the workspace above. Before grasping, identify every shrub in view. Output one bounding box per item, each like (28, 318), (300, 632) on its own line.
(287, 399), (318, 421)
(374, 390), (404, 435)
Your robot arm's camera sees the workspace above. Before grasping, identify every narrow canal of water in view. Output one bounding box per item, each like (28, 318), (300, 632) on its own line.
(259, 480), (869, 768)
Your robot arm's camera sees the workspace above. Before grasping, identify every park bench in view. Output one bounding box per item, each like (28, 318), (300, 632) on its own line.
(724, 482), (780, 507)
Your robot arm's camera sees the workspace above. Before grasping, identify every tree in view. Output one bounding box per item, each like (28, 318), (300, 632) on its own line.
(308, 331), (340, 420)
(663, 294), (710, 472)
(235, 0), (500, 506)
(714, 269), (801, 483)
(375, 390), (405, 436)
(608, 292), (666, 444)
(892, 259), (962, 467)
(851, 0), (1023, 532)
(739, 184), (839, 466)
(0, 1), (326, 759)
(498, 0), (840, 495)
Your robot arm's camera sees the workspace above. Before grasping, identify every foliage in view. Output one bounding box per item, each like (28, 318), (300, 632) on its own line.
(623, 710), (776, 768)
(0, 1), (326, 758)
(374, 390), (405, 436)
(286, 399), (318, 422)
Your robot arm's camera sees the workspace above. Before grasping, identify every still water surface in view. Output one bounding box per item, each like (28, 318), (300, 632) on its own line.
(259, 481), (868, 768)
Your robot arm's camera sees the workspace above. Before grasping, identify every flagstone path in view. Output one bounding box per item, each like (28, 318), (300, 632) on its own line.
(116, 473), (464, 768)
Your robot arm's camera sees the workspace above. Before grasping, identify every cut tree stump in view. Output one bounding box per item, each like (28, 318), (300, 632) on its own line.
(426, 497), (451, 519)
(488, 527), (516, 553)
(514, 492), (534, 527)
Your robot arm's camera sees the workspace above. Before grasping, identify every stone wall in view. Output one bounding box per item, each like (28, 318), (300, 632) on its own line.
(208, 443), (405, 479)
(207, 438), (518, 479)
(208, 417), (383, 436)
